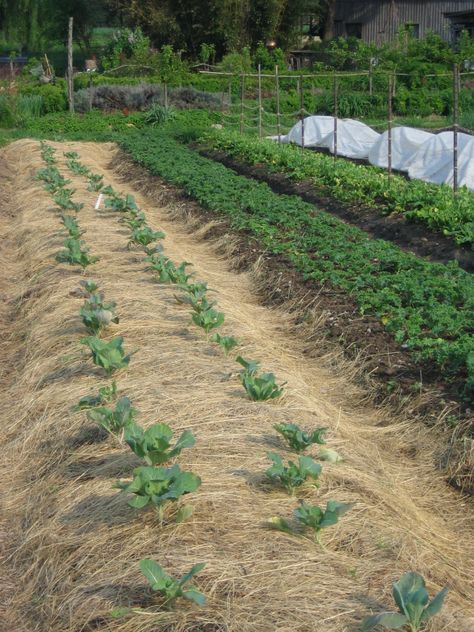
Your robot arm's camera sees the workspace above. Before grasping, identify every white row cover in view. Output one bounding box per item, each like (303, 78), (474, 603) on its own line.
(271, 115), (474, 191)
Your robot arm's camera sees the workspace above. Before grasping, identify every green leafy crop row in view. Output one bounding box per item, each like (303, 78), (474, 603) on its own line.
(117, 131), (474, 402)
(58, 147), (448, 628)
(200, 129), (474, 249)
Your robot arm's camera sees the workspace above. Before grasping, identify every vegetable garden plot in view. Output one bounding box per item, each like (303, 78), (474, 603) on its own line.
(0, 139), (474, 632)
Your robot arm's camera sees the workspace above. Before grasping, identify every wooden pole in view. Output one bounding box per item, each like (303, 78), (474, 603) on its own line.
(388, 73), (393, 182)
(333, 71), (338, 160)
(299, 74), (305, 150)
(258, 63), (263, 138)
(453, 63), (459, 194)
(67, 17), (74, 113)
(275, 65), (281, 143)
(240, 72), (244, 134)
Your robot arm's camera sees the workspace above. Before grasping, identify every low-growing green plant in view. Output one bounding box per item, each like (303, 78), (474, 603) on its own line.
(61, 214), (83, 239)
(66, 158), (90, 176)
(74, 381), (117, 410)
(175, 281), (210, 305)
(139, 559), (205, 606)
(211, 333), (239, 355)
(64, 151), (79, 159)
(122, 211), (147, 230)
(36, 167), (71, 193)
(266, 452), (322, 494)
(236, 356), (284, 401)
(128, 226), (165, 249)
(125, 422), (195, 465)
(78, 279), (99, 296)
(56, 238), (99, 269)
(296, 500), (352, 543)
(274, 422), (327, 453)
(87, 396), (136, 437)
(53, 188), (84, 213)
(363, 572), (448, 631)
(190, 295), (217, 314)
(115, 464), (201, 515)
(146, 254), (193, 285)
(87, 173), (104, 192)
(192, 306), (225, 334)
(80, 292), (119, 335)
(145, 103), (177, 126)
(81, 336), (131, 375)
(105, 193), (138, 214)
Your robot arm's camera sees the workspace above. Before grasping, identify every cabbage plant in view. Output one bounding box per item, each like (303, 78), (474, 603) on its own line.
(274, 422), (327, 453)
(80, 293), (119, 335)
(266, 452), (322, 494)
(87, 397), (136, 437)
(128, 226), (165, 248)
(61, 214), (83, 239)
(87, 173), (104, 192)
(125, 422), (195, 465)
(81, 336), (131, 375)
(56, 238), (99, 269)
(237, 357), (284, 401)
(211, 333), (239, 355)
(75, 381), (117, 410)
(139, 559), (205, 606)
(115, 464), (201, 514)
(363, 572), (448, 631)
(192, 307), (225, 334)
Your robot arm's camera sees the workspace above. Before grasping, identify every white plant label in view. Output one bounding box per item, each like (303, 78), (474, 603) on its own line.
(94, 193), (103, 210)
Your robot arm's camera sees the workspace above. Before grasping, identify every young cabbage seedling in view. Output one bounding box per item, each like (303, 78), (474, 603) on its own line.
(190, 295), (217, 314)
(56, 238), (99, 269)
(294, 500), (353, 544)
(363, 572), (448, 632)
(61, 214), (83, 239)
(80, 293), (119, 335)
(237, 358), (285, 401)
(273, 422), (328, 453)
(115, 464), (201, 519)
(66, 158), (90, 176)
(54, 189), (84, 213)
(87, 173), (104, 192)
(78, 279), (99, 296)
(125, 422), (195, 465)
(139, 559), (206, 607)
(64, 151), (79, 159)
(74, 381), (117, 410)
(105, 193), (138, 213)
(192, 307), (225, 334)
(128, 226), (165, 249)
(266, 452), (322, 494)
(87, 397), (136, 438)
(81, 336), (131, 375)
(211, 333), (239, 355)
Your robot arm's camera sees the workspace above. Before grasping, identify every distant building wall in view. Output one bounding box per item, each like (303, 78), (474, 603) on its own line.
(334, 0), (474, 44)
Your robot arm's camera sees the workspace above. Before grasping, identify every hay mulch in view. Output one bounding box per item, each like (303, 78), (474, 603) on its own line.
(0, 138), (473, 632)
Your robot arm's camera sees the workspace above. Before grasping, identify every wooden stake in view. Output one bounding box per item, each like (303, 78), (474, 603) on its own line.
(240, 72), (244, 134)
(275, 65), (281, 143)
(333, 71), (338, 159)
(453, 63), (459, 193)
(299, 74), (305, 150)
(67, 17), (74, 113)
(388, 73), (393, 182)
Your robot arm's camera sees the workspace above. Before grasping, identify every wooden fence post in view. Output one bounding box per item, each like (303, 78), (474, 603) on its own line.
(67, 17), (74, 113)
(453, 63), (459, 194)
(333, 71), (338, 159)
(240, 72), (245, 134)
(275, 65), (281, 143)
(299, 74), (305, 150)
(388, 72), (393, 182)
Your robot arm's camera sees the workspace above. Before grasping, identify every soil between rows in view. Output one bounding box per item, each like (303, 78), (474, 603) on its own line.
(196, 146), (474, 273)
(1, 139), (473, 632)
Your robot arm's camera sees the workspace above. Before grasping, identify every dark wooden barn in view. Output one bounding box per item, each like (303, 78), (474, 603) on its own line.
(334, 0), (474, 44)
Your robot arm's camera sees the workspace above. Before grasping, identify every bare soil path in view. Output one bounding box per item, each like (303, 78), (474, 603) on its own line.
(0, 139), (473, 632)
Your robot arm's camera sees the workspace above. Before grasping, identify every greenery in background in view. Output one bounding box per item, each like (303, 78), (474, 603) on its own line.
(114, 128), (474, 401)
